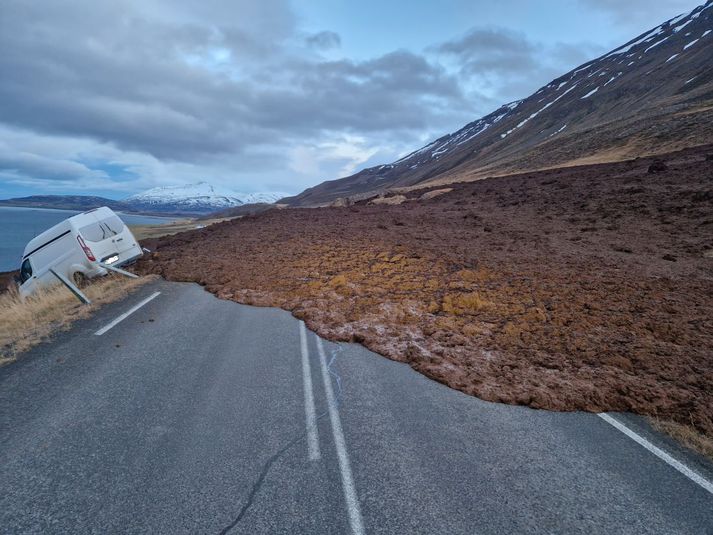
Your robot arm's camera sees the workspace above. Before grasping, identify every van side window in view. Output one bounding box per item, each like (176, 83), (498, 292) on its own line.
(20, 258), (33, 283)
(79, 222), (107, 242)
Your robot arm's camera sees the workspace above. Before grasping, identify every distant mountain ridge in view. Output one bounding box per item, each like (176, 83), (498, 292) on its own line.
(284, 0), (713, 206)
(124, 182), (288, 214)
(0, 195), (125, 212)
(0, 182), (289, 215)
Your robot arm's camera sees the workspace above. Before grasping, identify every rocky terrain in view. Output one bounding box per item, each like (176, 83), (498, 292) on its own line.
(136, 145), (713, 440)
(286, 1), (713, 206)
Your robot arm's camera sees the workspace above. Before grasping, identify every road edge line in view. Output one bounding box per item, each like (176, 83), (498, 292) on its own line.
(299, 321), (321, 461)
(94, 291), (161, 336)
(598, 413), (713, 495)
(316, 337), (365, 535)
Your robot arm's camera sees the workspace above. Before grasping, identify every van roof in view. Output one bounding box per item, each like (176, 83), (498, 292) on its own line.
(68, 206), (115, 223)
(22, 206), (118, 258)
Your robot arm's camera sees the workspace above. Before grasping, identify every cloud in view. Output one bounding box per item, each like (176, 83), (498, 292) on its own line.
(433, 28), (538, 74)
(578, 0), (702, 27)
(0, 150), (106, 182)
(430, 27), (606, 103)
(306, 31), (341, 50)
(0, 0), (474, 196)
(289, 134), (382, 179)
(0, 0), (617, 198)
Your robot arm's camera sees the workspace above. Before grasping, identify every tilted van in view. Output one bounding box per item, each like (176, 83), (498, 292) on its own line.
(18, 207), (143, 297)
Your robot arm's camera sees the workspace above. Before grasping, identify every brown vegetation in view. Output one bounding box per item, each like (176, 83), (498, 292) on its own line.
(136, 146), (713, 443)
(0, 275), (155, 364)
(650, 417), (713, 461)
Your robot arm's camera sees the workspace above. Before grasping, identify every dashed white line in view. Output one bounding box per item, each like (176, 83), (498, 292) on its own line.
(94, 292), (161, 336)
(299, 321), (321, 461)
(316, 337), (365, 535)
(598, 413), (713, 495)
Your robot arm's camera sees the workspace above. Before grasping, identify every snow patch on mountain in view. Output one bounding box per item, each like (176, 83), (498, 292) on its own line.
(124, 182), (288, 213)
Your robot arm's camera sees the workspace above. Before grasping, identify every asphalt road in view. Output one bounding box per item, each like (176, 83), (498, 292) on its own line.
(1, 280), (712, 534)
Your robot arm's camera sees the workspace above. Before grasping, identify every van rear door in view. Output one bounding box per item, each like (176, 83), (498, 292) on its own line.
(77, 213), (140, 265)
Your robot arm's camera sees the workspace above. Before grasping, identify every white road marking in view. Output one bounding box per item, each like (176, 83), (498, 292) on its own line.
(316, 337), (365, 535)
(598, 413), (713, 495)
(299, 321), (321, 461)
(94, 292), (161, 336)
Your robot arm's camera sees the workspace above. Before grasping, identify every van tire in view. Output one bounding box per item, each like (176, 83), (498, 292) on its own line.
(72, 272), (87, 288)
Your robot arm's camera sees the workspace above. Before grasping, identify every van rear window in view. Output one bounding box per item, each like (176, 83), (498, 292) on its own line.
(101, 215), (125, 234)
(79, 215), (126, 242)
(79, 222), (107, 242)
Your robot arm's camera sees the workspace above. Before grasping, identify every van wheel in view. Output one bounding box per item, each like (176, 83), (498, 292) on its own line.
(72, 272), (87, 288)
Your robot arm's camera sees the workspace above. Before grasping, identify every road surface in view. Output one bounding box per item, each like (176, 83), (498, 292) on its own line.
(1, 280), (711, 534)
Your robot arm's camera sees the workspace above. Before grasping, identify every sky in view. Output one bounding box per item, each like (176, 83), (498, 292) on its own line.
(0, 0), (705, 199)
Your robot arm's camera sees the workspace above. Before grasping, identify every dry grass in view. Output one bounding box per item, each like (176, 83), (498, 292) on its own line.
(0, 274), (155, 365)
(129, 218), (234, 240)
(368, 195), (407, 206)
(650, 418), (713, 462)
(419, 188), (453, 200)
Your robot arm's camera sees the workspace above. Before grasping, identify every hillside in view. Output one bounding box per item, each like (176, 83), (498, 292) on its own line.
(285, 1), (713, 206)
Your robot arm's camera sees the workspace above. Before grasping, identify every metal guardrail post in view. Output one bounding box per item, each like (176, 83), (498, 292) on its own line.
(99, 263), (139, 278)
(49, 268), (92, 304)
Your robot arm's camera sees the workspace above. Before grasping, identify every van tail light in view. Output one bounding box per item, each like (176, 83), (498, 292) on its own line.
(77, 235), (96, 261)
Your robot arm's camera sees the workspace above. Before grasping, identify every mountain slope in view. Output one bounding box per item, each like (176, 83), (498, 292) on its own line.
(285, 1), (713, 206)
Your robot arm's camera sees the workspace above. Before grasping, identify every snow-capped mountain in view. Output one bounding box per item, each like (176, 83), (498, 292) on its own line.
(285, 1), (713, 206)
(237, 192), (288, 205)
(124, 182), (288, 214)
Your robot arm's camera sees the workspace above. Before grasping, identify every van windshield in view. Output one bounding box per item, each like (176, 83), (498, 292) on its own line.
(20, 259), (32, 283)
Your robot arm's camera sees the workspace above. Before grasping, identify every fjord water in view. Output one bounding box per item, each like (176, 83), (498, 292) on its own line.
(0, 206), (174, 272)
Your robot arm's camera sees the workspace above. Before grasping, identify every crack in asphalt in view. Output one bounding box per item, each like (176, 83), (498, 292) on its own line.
(217, 342), (345, 534)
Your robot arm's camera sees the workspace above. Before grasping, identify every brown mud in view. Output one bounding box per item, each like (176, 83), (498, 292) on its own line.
(136, 146), (713, 438)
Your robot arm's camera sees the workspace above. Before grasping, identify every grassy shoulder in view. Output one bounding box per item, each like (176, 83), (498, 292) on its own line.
(0, 274), (156, 365)
(650, 418), (713, 462)
(129, 217), (235, 241)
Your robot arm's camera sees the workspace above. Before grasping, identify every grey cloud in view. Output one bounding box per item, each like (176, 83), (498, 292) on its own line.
(0, 0), (470, 168)
(435, 27), (536, 62)
(431, 27), (606, 103)
(432, 27), (559, 79)
(306, 31), (341, 50)
(0, 149), (106, 181)
(550, 42), (608, 66)
(578, 0), (702, 26)
(0, 0), (624, 197)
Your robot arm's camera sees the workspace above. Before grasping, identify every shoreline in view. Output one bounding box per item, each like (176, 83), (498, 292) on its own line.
(0, 204), (186, 220)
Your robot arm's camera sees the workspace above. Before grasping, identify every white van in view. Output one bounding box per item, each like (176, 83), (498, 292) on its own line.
(18, 207), (143, 297)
